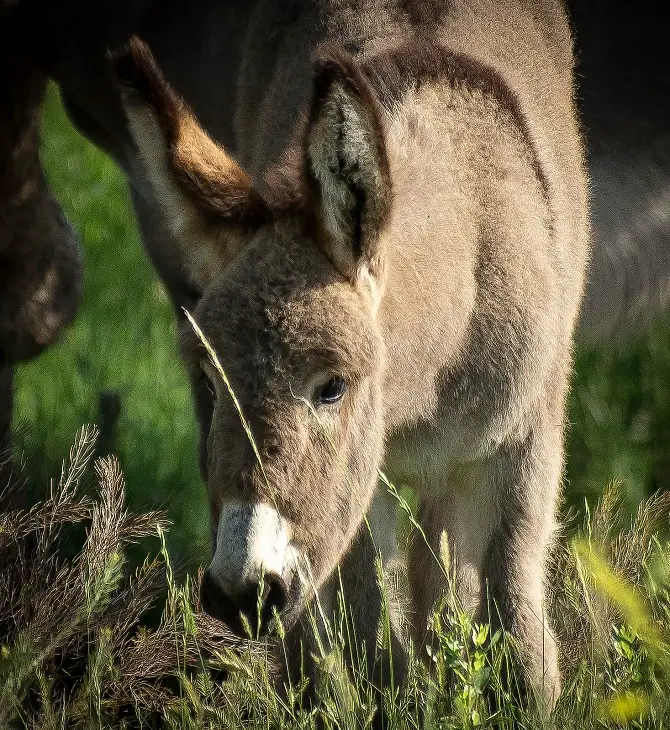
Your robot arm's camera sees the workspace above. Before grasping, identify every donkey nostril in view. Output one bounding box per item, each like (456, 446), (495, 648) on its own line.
(236, 572), (288, 633)
(200, 568), (231, 620)
(262, 571), (288, 617)
(200, 569), (289, 637)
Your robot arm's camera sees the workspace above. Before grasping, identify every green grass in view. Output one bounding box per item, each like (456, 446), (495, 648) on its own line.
(3, 432), (670, 729)
(568, 331), (670, 514)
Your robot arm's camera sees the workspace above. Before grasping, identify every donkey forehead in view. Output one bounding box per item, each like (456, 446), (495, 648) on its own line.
(185, 238), (379, 374)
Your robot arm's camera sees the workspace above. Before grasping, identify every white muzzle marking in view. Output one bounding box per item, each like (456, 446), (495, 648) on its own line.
(210, 502), (293, 596)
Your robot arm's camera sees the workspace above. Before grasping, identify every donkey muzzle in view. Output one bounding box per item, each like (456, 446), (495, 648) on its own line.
(201, 501), (297, 636)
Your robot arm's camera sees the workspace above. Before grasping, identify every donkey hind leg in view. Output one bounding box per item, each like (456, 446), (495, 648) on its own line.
(480, 413), (562, 712)
(281, 487), (407, 722)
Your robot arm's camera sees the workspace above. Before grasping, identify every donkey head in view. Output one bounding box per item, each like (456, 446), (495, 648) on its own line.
(116, 39), (392, 636)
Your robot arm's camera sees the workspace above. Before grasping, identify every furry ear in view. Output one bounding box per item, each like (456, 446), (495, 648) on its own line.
(114, 37), (271, 291)
(306, 54), (392, 293)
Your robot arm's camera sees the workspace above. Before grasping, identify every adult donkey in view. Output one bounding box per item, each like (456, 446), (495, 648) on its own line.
(116, 0), (588, 708)
(0, 48), (82, 495)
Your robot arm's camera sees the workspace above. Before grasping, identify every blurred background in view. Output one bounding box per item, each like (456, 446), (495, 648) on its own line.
(12, 81), (670, 571)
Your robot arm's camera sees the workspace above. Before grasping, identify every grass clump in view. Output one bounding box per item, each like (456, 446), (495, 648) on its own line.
(0, 427), (257, 729)
(3, 428), (670, 728)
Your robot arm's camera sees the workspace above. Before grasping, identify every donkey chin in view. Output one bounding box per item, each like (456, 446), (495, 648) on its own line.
(200, 501), (311, 638)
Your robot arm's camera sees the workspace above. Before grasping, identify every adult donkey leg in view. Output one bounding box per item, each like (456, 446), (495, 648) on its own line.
(0, 54), (82, 366)
(0, 52), (82, 506)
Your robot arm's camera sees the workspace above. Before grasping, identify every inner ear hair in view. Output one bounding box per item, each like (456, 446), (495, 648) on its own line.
(306, 53), (392, 283)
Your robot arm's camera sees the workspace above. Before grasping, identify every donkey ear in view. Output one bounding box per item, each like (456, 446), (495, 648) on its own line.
(306, 54), (392, 290)
(114, 37), (271, 291)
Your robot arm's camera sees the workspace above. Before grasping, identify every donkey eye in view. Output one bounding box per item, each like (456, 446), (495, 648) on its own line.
(313, 376), (347, 407)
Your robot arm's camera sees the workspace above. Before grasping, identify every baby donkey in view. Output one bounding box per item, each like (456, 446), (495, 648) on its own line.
(116, 0), (588, 710)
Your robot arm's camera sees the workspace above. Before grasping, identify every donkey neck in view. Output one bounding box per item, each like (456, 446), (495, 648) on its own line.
(235, 0), (573, 179)
(360, 42), (555, 435)
(237, 2), (582, 439)
(234, 0), (434, 178)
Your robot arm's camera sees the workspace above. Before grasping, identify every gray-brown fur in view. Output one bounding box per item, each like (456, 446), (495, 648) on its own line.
(116, 0), (588, 710)
(0, 48), (82, 499)
(567, 0), (670, 343)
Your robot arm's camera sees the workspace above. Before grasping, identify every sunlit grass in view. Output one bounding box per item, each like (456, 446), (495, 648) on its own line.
(3, 434), (670, 728)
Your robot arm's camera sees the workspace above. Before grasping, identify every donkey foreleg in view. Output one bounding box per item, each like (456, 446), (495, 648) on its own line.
(407, 460), (499, 644)
(481, 411), (563, 711)
(407, 410), (562, 711)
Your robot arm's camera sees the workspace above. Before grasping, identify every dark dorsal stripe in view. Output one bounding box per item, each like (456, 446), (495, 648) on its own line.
(360, 40), (555, 233)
